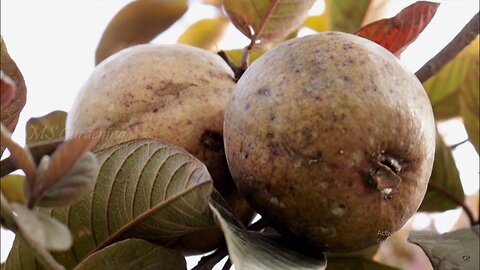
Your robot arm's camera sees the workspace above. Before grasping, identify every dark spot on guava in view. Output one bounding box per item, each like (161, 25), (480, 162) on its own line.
(257, 88), (271, 96)
(146, 85), (153, 90)
(340, 75), (351, 82)
(295, 69), (300, 73)
(242, 151), (249, 159)
(270, 114), (276, 121)
(153, 108), (158, 113)
(245, 102), (251, 110)
(267, 132), (274, 139)
(343, 44), (354, 50)
(201, 130), (223, 151)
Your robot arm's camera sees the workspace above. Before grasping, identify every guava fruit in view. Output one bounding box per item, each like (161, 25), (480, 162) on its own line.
(66, 44), (254, 254)
(224, 32), (436, 252)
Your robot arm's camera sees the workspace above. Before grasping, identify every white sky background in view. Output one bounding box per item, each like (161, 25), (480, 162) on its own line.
(1, 0), (479, 268)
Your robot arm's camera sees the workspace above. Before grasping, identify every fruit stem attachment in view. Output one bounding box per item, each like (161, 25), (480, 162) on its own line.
(415, 12), (479, 83)
(240, 0), (279, 71)
(428, 181), (476, 226)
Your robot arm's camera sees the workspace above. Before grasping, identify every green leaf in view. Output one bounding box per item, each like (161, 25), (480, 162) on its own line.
(95, 0), (188, 64)
(36, 153), (98, 208)
(419, 132), (464, 212)
(223, 0), (315, 43)
(408, 225), (480, 270)
(209, 191), (326, 270)
(12, 203), (72, 251)
(0, 174), (26, 204)
(177, 17), (229, 50)
(32, 128), (102, 205)
(326, 257), (398, 270)
(0, 36), (27, 134)
(423, 38), (479, 120)
(459, 51), (479, 153)
(26, 111), (67, 145)
(329, 0), (371, 33)
(5, 140), (215, 269)
(74, 238), (186, 270)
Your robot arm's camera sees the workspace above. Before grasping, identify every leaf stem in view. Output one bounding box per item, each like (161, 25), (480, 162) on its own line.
(415, 12), (479, 83)
(237, 0), (279, 79)
(428, 181), (475, 226)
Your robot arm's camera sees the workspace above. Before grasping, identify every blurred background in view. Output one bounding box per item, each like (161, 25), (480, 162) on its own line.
(1, 0), (479, 269)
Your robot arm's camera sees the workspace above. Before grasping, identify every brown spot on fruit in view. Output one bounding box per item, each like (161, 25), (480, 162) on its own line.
(257, 88), (271, 96)
(201, 130), (223, 151)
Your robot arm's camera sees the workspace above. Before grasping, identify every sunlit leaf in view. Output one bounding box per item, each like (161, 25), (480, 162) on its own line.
(0, 174), (26, 204)
(74, 238), (186, 270)
(12, 203), (72, 251)
(329, 0), (371, 33)
(95, 0), (188, 64)
(37, 153), (98, 208)
(1, 70), (16, 109)
(408, 226), (479, 270)
(26, 111), (67, 145)
(0, 124), (36, 183)
(203, 0), (222, 7)
(0, 36), (27, 133)
(419, 132), (464, 212)
(6, 140), (216, 269)
(326, 257), (398, 270)
(177, 17), (229, 50)
(459, 54), (479, 153)
(209, 191), (326, 270)
(223, 0), (315, 43)
(423, 38), (479, 120)
(355, 1), (439, 56)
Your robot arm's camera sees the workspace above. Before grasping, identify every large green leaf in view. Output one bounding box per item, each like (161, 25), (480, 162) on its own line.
(177, 17), (229, 51)
(223, 0), (315, 43)
(0, 36), (27, 134)
(209, 191), (326, 270)
(329, 0), (371, 33)
(26, 111), (67, 145)
(423, 38), (479, 120)
(419, 132), (464, 212)
(4, 140), (215, 269)
(459, 51), (479, 153)
(74, 239), (186, 270)
(408, 225), (479, 270)
(95, 0), (188, 64)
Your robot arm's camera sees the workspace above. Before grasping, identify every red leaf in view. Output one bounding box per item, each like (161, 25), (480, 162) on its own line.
(0, 70), (16, 109)
(355, 1), (440, 56)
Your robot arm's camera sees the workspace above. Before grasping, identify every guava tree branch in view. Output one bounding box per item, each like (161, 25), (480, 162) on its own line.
(428, 181), (475, 226)
(415, 12), (479, 83)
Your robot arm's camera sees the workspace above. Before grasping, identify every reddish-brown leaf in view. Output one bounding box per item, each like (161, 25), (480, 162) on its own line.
(35, 127), (104, 197)
(0, 70), (16, 110)
(355, 1), (440, 56)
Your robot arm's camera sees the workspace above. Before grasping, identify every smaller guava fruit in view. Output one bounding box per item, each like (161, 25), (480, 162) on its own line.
(66, 44), (254, 254)
(224, 32), (436, 252)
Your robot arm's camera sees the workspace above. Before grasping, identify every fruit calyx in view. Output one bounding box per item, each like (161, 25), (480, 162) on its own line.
(369, 153), (402, 199)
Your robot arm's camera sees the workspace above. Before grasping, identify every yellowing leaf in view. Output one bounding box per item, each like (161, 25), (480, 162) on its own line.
(26, 110), (67, 145)
(224, 49), (265, 67)
(329, 0), (371, 33)
(223, 0), (315, 43)
(0, 125), (36, 183)
(423, 38), (479, 120)
(95, 0), (188, 64)
(459, 53), (479, 153)
(419, 132), (464, 212)
(177, 17), (229, 50)
(304, 14), (329, 32)
(0, 174), (26, 204)
(0, 36), (27, 134)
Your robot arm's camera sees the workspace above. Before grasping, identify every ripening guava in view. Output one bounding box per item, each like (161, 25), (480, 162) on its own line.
(224, 32), (436, 253)
(66, 44), (255, 254)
